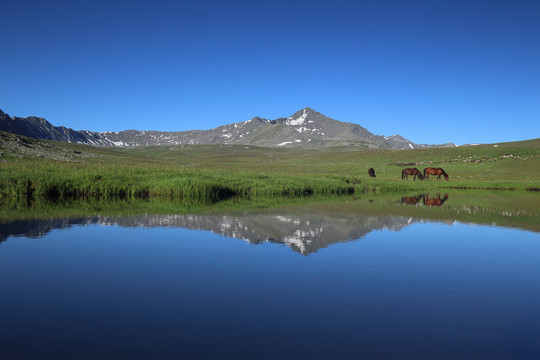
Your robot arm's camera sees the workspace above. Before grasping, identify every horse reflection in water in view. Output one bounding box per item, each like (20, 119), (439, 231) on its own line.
(400, 193), (449, 206)
(401, 194), (424, 205)
(424, 193), (449, 206)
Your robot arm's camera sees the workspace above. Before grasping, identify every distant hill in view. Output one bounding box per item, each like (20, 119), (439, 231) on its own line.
(460, 138), (540, 148)
(0, 107), (456, 149)
(491, 138), (540, 148)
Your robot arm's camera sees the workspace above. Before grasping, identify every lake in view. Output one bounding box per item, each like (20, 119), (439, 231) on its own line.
(1, 191), (539, 359)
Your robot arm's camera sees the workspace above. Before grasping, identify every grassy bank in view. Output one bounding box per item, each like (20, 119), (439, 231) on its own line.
(1, 132), (539, 200)
(0, 161), (360, 200)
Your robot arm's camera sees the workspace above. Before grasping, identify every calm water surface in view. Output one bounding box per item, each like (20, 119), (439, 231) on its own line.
(1, 193), (539, 359)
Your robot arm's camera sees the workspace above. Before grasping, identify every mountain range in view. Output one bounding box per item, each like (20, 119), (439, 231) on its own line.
(0, 107), (456, 149)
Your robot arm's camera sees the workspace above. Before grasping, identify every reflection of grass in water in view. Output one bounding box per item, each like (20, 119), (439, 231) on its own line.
(1, 190), (539, 233)
(340, 191), (540, 232)
(0, 194), (353, 221)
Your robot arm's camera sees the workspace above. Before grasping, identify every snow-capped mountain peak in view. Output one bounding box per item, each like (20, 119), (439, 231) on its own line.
(0, 107), (456, 149)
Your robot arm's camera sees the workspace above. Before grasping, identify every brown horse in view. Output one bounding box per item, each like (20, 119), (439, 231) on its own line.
(401, 194), (424, 205)
(424, 193), (449, 206)
(423, 167), (449, 181)
(402, 168), (424, 180)
(368, 168), (376, 178)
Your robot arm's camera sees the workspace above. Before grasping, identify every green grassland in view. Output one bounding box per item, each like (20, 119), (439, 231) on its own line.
(1, 131), (539, 201)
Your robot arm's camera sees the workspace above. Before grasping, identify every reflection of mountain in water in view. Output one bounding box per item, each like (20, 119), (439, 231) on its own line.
(0, 217), (98, 241)
(0, 212), (427, 255)
(112, 213), (420, 254)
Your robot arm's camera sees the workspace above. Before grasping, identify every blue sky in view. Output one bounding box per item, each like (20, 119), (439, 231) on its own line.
(1, 0), (538, 145)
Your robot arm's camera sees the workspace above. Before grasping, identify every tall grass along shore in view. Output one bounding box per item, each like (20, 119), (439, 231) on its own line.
(1, 131), (539, 201)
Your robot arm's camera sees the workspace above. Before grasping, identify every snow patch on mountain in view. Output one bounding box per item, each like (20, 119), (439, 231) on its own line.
(286, 109), (308, 126)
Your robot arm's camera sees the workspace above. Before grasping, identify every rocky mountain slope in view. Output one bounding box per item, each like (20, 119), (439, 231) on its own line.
(0, 107), (456, 149)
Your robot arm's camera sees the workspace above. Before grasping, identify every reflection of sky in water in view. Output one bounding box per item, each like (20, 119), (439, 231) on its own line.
(0, 221), (539, 359)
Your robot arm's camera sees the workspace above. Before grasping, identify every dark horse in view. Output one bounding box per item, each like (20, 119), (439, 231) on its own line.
(402, 168), (424, 180)
(424, 193), (449, 206)
(368, 168), (376, 178)
(423, 167), (449, 181)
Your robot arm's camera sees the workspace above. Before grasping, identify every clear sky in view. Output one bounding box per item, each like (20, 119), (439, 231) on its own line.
(1, 0), (538, 145)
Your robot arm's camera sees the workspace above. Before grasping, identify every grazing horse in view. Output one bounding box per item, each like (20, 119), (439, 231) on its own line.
(402, 168), (424, 180)
(401, 194), (424, 205)
(424, 193), (449, 206)
(368, 168), (376, 178)
(423, 167), (449, 181)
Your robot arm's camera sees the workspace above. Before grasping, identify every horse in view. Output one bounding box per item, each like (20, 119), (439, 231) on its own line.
(402, 168), (424, 180)
(401, 194), (424, 205)
(368, 168), (376, 178)
(423, 167), (449, 181)
(424, 193), (449, 206)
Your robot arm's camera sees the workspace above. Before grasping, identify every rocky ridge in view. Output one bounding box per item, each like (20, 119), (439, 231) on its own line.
(0, 107), (456, 149)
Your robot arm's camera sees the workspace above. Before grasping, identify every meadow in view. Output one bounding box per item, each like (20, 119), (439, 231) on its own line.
(1, 131), (539, 202)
